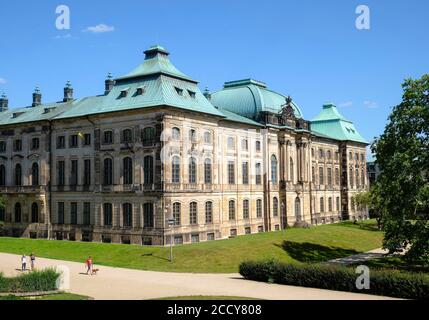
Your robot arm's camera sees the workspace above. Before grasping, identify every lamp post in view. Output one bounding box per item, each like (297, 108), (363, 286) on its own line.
(166, 217), (175, 263)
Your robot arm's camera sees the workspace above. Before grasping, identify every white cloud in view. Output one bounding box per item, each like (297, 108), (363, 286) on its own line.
(84, 24), (115, 33)
(339, 101), (353, 108)
(0, 78), (6, 85)
(363, 100), (378, 109)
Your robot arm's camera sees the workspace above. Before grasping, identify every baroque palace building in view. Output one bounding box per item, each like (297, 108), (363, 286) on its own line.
(0, 46), (369, 245)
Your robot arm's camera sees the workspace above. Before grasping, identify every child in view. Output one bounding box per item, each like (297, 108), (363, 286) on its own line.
(21, 254), (27, 272)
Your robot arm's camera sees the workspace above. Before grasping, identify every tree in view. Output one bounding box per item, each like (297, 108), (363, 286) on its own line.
(372, 74), (429, 265)
(353, 187), (383, 230)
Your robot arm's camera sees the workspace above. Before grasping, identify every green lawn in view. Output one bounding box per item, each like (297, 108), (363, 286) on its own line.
(351, 256), (429, 276)
(0, 293), (91, 300)
(0, 220), (383, 273)
(153, 296), (262, 300)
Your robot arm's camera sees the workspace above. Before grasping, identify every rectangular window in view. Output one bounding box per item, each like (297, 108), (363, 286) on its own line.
(242, 139), (248, 151)
(57, 161), (65, 186)
(245, 227), (251, 235)
(312, 166), (315, 183)
(256, 140), (261, 152)
(83, 159), (91, 186)
(57, 136), (65, 149)
(174, 236), (183, 245)
(69, 135), (78, 148)
(327, 168), (332, 185)
(205, 202), (213, 224)
(230, 229), (237, 237)
(143, 203), (154, 228)
(319, 167), (324, 185)
(256, 200), (263, 218)
(243, 200), (249, 219)
(83, 202), (91, 225)
(258, 226), (264, 233)
(84, 134), (91, 146)
(70, 202), (78, 225)
(335, 168), (340, 185)
(336, 197), (340, 212)
(58, 202), (65, 224)
(207, 233), (215, 241)
(13, 139), (22, 152)
(0, 141), (5, 153)
(189, 202), (198, 225)
(104, 131), (113, 144)
(70, 160), (78, 186)
(31, 138), (40, 150)
(242, 162), (249, 185)
(255, 163), (262, 185)
(228, 161), (235, 185)
(191, 234), (199, 243)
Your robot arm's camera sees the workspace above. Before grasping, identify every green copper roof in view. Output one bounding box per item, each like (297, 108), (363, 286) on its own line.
(210, 79), (303, 120)
(0, 46), (226, 126)
(218, 107), (263, 127)
(311, 104), (368, 144)
(115, 45), (197, 83)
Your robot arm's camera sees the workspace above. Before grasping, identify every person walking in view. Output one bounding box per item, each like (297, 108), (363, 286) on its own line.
(21, 254), (27, 272)
(30, 253), (36, 271)
(85, 256), (93, 275)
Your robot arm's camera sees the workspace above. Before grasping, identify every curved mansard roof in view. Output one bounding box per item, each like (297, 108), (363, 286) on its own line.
(210, 79), (303, 120)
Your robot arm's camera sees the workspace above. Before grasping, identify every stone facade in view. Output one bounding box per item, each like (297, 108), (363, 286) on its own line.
(0, 46), (369, 245)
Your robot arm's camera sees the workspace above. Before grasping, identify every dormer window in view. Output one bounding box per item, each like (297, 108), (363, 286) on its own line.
(120, 88), (130, 98)
(188, 90), (196, 98)
(12, 112), (25, 118)
(136, 86), (145, 96)
(175, 87), (184, 96)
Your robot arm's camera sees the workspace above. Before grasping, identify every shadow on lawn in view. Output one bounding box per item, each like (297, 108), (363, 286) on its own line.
(329, 221), (381, 232)
(277, 241), (360, 263)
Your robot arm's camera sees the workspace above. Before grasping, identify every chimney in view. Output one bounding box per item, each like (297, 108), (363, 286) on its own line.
(63, 80), (74, 102)
(0, 92), (8, 112)
(105, 73), (115, 95)
(203, 86), (211, 100)
(32, 86), (42, 107)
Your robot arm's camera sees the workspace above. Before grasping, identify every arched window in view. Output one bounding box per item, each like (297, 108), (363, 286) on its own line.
(328, 197), (333, 212)
(204, 158), (212, 184)
(243, 200), (249, 219)
(349, 167), (354, 187)
(14, 164), (22, 186)
(255, 163), (262, 185)
(123, 157), (133, 185)
(103, 158), (113, 185)
(335, 168), (340, 185)
(355, 169), (359, 187)
(143, 156), (154, 184)
(14, 203), (22, 223)
(103, 203), (113, 226)
(31, 202), (39, 223)
(271, 155), (278, 183)
(32, 163), (39, 186)
(290, 158), (294, 182)
(0, 164), (5, 186)
(189, 202), (198, 225)
(173, 202), (181, 226)
(295, 197), (301, 221)
(327, 167), (332, 185)
(123, 203), (132, 227)
(172, 127), (181, 141)
(320, 197), (325, 212)
(172, 156), (181, 184)
(122, 129), (133, 143)
(205, 201), (213, 224)
(228, 200), (236, 220)
(203, 131), (211, 144)
(189, 157), (197, 184)
(143, 203), (154, 228)
(273, 197), (279, 217)
(189, 129), (197, 143)
(327, 150), (332, 160)
(256, 199), (263, 218)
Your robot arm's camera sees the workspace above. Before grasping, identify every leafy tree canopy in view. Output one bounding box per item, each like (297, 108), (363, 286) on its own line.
(372, 74), (429, 265)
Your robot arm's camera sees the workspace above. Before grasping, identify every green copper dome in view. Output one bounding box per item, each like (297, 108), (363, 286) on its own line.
(210, 79), (303, 120)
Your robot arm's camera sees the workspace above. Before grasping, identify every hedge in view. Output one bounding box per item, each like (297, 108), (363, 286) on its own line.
(239, 260), (429, 300)
(0, 269), (60, 293)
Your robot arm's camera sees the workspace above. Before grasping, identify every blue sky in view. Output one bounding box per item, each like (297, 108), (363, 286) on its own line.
(0, 0), (428, 156)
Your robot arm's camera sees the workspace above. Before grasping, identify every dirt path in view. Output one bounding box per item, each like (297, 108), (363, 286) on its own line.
(327, 248), (389, 265)
(0, 253), (397, 300)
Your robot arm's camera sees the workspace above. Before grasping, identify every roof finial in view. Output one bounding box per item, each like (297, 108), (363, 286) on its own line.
(107, 72), (113, 80)
(203, 86), (211, 100)
(66, 80), (72, 88)
(1, 92), (6, 99)
(34, 85), (40, 94)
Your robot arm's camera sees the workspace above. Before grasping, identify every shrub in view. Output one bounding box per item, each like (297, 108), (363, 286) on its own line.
(239, 260), (429, 299)
(0, 269), (60, 293)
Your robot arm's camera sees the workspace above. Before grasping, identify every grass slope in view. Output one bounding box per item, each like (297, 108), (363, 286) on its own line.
(0, 220), (382, 273)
